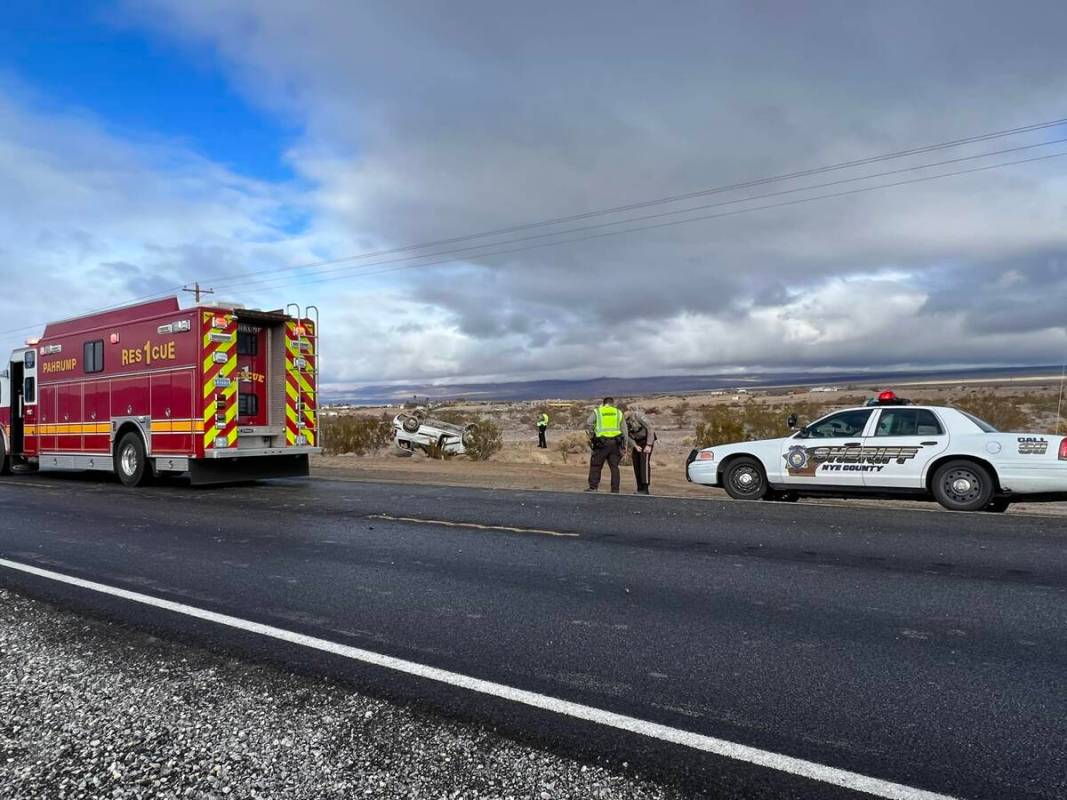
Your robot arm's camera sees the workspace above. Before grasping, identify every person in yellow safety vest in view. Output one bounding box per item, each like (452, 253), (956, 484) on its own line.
(584, 397), (630, 493)
(537, 411), (549, 449)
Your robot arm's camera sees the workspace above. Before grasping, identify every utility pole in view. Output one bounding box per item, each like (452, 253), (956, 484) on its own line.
(182, 282), (215, 304)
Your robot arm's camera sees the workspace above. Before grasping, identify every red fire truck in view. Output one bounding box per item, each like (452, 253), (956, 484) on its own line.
(0, 297), (321, 486)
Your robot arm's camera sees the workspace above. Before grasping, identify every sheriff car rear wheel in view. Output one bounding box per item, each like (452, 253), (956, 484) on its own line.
(932, 460), (994, 512)
(115, 432), (151, 488)
(723, 457), (768, 501)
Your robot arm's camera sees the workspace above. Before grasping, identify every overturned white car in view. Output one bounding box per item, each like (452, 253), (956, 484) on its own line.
(393, 411), (476, 457)
(686, 391), (1067, 512)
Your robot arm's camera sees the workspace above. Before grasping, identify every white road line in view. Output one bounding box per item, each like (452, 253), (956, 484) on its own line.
(0, 557), (958, 800)
(366, 513), (578, 537)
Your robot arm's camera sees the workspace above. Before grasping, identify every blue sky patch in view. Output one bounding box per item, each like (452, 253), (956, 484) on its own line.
(1, 1), (296, 182)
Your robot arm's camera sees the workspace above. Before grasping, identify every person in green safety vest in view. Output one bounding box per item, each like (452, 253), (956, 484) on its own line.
(537, 411), (549, 449)
(584, 397), (630, 493)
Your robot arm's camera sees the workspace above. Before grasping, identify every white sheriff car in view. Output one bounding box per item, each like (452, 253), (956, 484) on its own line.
(686, 392), (1067, 512)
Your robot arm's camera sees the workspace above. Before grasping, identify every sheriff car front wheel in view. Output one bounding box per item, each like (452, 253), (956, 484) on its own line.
(723, 457), (768, 501)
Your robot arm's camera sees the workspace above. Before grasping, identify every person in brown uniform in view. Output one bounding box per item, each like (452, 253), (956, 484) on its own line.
(625, 407), (657, 495)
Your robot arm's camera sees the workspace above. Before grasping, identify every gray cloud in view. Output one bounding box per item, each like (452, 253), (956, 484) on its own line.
(7, 1), (1067, 386)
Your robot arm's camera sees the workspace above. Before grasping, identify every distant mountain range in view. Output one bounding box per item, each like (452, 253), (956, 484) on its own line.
(324, 364), (1065, 405)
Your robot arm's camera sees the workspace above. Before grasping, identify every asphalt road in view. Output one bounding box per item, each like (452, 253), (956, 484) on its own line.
(0, 473), (1064, 800)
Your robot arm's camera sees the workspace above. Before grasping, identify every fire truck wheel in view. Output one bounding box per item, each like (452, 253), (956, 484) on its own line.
(115, 432), (151, 487)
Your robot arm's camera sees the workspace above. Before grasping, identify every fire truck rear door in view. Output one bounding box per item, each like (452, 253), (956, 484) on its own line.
(236, 324), (268, 426)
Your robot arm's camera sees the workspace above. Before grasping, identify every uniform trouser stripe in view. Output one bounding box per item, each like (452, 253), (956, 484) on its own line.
(632, 443), (653, 490)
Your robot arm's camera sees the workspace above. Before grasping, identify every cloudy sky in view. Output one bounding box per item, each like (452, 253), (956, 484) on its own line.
(2, 1), (1067, 392)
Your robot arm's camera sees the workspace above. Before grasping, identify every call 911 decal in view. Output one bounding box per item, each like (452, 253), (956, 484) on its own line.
(1018, 437), (1048, 455)
(785, 444), (921, 476)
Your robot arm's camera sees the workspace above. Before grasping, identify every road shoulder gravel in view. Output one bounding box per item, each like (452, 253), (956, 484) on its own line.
(0, 587), (688, 800)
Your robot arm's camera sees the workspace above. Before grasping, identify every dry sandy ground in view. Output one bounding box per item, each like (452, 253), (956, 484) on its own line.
(312, 450), (1067, 517)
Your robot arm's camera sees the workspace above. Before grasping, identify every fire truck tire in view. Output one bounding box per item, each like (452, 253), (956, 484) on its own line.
(115, 432), (151, 487)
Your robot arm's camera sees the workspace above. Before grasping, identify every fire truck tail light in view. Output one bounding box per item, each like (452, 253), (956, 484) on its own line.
(1059, 439), (1067, 461)
(212, 316), (229, 329)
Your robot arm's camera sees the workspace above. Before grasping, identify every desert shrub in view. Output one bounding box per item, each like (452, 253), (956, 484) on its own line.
(695, 405), (745, 448)
(671, 400), (691, 428)
(321, 415), (393, 455)
(556, 431), (591, 463)
(465, 418), (503, 461)
(955, 392), (1030, 432)
(643, 406), (660, 416)
(694, 401), (796, 448)
(741, 402), (786, 440)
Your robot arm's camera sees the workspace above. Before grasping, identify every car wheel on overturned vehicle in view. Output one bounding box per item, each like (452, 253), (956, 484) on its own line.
(722, 457), (769, 501)
(401, 415), (421, 433)
(931, 459), (995, 512)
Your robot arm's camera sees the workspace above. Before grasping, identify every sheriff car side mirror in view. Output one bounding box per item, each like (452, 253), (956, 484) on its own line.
(786, 413), (798, 429)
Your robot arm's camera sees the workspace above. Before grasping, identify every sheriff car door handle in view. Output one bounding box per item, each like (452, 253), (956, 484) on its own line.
(921, 441), (938, 446)
(843, 442), (861, 446)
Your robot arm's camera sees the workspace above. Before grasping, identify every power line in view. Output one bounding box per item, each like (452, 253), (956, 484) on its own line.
(226, 149), (1067, 296)
(2, 115), (1065, 337)
(185, 115), (1067, 290)
(218, 140), (1067, 295)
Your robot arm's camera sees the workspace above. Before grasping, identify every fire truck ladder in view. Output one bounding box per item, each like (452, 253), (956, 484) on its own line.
(286, 304), (320, 449)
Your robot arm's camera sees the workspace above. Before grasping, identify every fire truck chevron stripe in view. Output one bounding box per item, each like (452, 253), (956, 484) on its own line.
(282, 318), (318, 447)
(201, 311), (238, 452)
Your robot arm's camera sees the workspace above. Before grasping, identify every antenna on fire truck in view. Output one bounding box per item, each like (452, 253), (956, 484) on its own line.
(182, 282), (215, 304)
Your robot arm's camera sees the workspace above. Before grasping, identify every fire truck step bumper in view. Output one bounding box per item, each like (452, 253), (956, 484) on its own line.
(188, 454), (310, 486)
